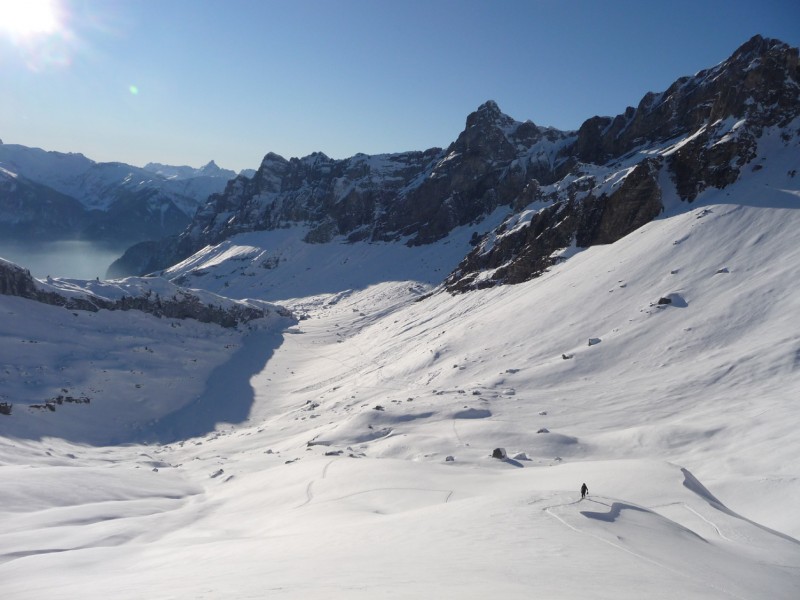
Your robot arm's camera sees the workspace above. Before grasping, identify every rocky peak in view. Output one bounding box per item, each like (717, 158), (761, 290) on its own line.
(465, 100), (514, 130)
(447, 101), (522, 166)
(445, 37), (800, 292)
(573, 34), (799, 165)
(198, 160), (222, 175)
(260, 152), (289, 167)
(110, 36), (799, 290)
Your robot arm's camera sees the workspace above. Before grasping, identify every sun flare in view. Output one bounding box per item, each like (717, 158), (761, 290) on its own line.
(0, 0), (60, 37)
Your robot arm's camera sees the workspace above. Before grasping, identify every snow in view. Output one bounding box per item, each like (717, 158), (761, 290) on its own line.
(163, 206), (510, 303)
(0, 144), (232, 214)
(1, 128), (799, 598)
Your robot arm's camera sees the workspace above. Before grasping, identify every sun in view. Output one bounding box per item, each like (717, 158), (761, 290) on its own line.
(0, 0), (60, 38)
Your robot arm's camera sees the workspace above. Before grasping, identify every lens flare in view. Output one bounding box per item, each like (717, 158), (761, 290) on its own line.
(129, 85), (139, 95)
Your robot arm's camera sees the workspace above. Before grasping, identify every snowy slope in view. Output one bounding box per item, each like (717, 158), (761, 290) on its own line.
(1, 78), (800, 599)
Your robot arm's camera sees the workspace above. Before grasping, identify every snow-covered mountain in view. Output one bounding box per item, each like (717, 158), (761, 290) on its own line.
(110, 35), (798, 287)
(1, 35), (799, 599)
(0, 145), (243, 245)
(144, 159), (256, 182)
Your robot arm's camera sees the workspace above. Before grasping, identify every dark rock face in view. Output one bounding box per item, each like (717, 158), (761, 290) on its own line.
(570, 36), (799, 168)
(444, 36), (799, 292)
(445, 158), (664, 291)
(0, 259), (279, 328)
(111, 101), (573, 277)
(580, 158), (664, 247)
(113, 36), (799, 293)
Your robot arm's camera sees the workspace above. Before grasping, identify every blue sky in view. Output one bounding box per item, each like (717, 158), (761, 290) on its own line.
(1, 0), (798, 172)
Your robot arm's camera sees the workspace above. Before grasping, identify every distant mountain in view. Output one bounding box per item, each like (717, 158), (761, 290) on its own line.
(110, 35), (799, 286)
(144, 160), (256, 183)
(0, 165), (89, 239)
(0, 145), (243, 246)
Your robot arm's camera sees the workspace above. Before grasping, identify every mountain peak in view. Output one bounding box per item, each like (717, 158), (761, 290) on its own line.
(199, 160), (224, 175)
(466, 100), (510, 128)
(477, 99), (501, 114)
(731, 34), (790, 60)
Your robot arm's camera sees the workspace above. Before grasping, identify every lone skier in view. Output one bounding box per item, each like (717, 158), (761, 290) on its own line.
(580, 483), (588, 499)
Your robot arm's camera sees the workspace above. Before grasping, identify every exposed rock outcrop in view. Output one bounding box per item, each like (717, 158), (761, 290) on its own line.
(1, 258), (286, 328)
(109, 36), (799, 294)
(444, 35), (799, 291)
(110, 102), (573, 277)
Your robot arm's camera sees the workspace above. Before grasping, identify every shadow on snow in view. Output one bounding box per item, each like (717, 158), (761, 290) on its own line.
(137, 327), (285, 444)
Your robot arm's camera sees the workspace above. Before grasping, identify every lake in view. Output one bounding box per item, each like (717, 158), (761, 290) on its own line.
(0, 240), (129, 280)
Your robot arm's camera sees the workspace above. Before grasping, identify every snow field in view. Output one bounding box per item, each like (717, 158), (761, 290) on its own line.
(1, 129), (799, 597)
(2, 446), (797, 599)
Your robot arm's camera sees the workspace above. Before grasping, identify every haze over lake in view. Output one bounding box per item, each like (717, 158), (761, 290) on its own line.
(0, 240), (127, 280)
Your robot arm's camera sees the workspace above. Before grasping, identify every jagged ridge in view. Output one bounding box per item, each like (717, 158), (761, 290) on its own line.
(110, 36), (799, 293)
(0, 258), (288, 328)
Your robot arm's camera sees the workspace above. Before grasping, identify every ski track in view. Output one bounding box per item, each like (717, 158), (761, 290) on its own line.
(298, 458), (337, 508)
(651, 501), (734, 543)
(542, 496), (749, 600)
(316, 487), (455, 507)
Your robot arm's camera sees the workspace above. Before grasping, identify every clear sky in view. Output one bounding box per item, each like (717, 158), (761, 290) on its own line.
(1, 0), (798, 172)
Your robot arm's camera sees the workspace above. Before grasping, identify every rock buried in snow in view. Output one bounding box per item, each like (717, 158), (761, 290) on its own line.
(588, 338), (601, 346)
(445, 455), (455, 462)
(492, 448), (507, 459)
(655, 292), (688, 308)
(537, 428), (550, 434)
(562, 353), (573, 360)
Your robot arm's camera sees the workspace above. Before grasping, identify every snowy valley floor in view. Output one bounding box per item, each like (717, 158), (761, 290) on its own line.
(2, 192), (800, 597)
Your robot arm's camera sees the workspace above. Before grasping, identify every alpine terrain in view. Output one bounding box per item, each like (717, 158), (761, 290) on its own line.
(1, 35), (799, 599)
(0, 146), (247, 246)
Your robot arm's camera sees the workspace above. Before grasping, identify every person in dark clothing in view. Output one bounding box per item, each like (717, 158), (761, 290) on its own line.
(581, 483), (589, 499)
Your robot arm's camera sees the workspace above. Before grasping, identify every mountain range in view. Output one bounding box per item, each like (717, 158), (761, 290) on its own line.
(0, 34), (799, 599)
(110, 35), (798, 289)
(0, 145), (249, 245)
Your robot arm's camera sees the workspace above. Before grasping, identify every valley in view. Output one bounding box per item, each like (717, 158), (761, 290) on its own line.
(1, 34), (799, 599)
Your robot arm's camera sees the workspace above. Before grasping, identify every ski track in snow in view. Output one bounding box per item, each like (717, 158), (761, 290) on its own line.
(543, 497), (749, 600)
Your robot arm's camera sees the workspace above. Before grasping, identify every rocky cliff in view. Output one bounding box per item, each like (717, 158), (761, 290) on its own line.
(110, 102), (573, 277)
(445, 35), (799, 291)
(0, 258), (287, 328)
(110, 36), (799, 292)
